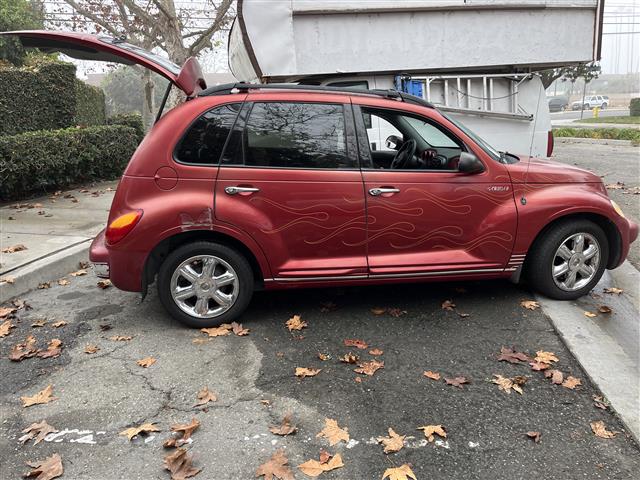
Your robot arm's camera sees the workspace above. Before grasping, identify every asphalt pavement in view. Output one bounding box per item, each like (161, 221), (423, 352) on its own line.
(1, 272), (639, 479)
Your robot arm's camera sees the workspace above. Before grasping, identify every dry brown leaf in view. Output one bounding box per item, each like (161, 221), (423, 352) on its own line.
(9, 335), (38, 361)
(192, 337), (210, 345)
(0, 306), (17, 318)
(598, 305), (612, 314)
(69, 269), (87, 277)
(0, 320), (15, 337)
(2, 244), (27, 253)
(343, 338), (368, 349)
(317, 353), (330, 361)
(38, 282), (51, 289)
(164, 418), (201, 448)
(562, 376), (582, 390)
(163, 447), (201, 480)
(497, 346), (531, 364)
(593, 395), (609, 410)
(444, 376), (469, 388)
(369, 348), (384, 356)
(603, 287), (623, 295)
(545, 369), (564, 385)
(37, 339), (62, 359)
(295, 367), (321, 378)
(31, 318), (47, 328)
(423, 370), (441, 380)
(590, 420), (616, 439)
(354, 376), (362, 383)
(529, 361), (550, 371)
(19, 420), (58, 445)
(382, 464), (417, 480)
(387, 308), (407, 317)
(57, 278), (70, 286)
(441, 300), (456, 311)
(526, 431), (541, 443)
(269, 413), (297, 436)
(97, 279), (112, 289)
(231, 322), (250, 336)
(0, 276), (15, 284)
(119, 422), (161, 440)
(21, 385), (57, 408)
(109, 335), (133, 341)
(51, 321), (67, 328)
(200, 326), (231, 337)
(492, 374), (523, 395)
(24, 453), (63, 480)
(297, 453), (343, 477)
(535, 351), (559, 364)
(339, 352), (359, 364)
(371, 307), (387, 315)
(137, 356), (156, 368)
(584, 311), (597, 318)
(84, 344), (99, 354)
(194, 386), (217, 407)
(418, 424), (447, 442)
(377, 428), (405, 454)
(520, 300), (540, 310)
(256, 449), (295, 480)
(354, 360), (384, 376)
(286, 314), (307, 331)
(316, 418), (349, 446)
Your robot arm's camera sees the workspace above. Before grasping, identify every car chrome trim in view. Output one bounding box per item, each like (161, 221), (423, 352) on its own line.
(270, 267), (507, 282)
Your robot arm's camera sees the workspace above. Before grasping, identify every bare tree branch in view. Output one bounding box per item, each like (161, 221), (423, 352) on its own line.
(188, 0), (233, 56)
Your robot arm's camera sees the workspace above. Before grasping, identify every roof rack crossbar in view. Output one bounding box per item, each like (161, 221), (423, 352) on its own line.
(198, 82), (434, 108)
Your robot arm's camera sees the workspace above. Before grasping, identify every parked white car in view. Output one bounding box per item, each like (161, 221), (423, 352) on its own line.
(572, 95), (609, 110)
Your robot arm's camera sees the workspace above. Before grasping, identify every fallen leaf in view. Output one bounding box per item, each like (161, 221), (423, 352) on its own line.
(231, 322), (250, 336)
(24, 453), (63, 480)
(194, 386), (217, 407)
(137, 357), (156, 368)
(37, 339), (63, 359)
(343, 338), (368, 349)
(445, 376), (469, 388)
(19, 420), (58, 445)
(418, 424), (447, 442)
(441, 300), (456, 311)
(520, 300), (540, 310)
(99, 324), (112, 331)
(256, 449), (294, 480)
(0, 306), (17, 318)
(584, 311), (597, 318)
(2, 244), (27, 253)
(192, 337), (209, 345)
(164, 418), (200, 448)
(57, 278), (70, 286)
(269, 413), (297, 436)
(79, 260), (90, 269)
(492, 374), (523, 394)
(354, 360), (384, 376)
(526, 431), (541, 443)
(382, 464), (417, 480)
(0, 320), (15, 337)
(31, 318), (47, 328)
(603, 287), (623, 295)
(529, 361), (550, 371)
(562, 376), (582, 390)
(80, 344), (98, 354)
(12, 298), (31, 310)
(317, 352), (330, 361)
(387, 308), (407, 317)
(598, 305), (612, 314)
(605, 182), (625, 190)
(69, 269), (87, 277)
(200, 326), (231, 337)
(286, 315), (307, 331)
(457, 312), (471, 318)
(9, 335), (38, 361)
(97, 279), (112, 289)
(354, 376), (362, 383)
(593, 395), (609, 410)
(261, 399), (271, 407)
(0, 276), (15, 284)
(295, 367), (321, 378)
(423, 370), (441, 380)
(298, 452), (343, 477)
(51, 321), (67, 328)
(377, 428), (405, 454)
(316, 418), (349, 446)
(369, 348), (384, 356)
(371, 307), (387, 315)
(590, 420), (616, 439)
(119, 422), (161, 440)
(545, 369), (564, 385)
(340, 353), (359, 364)
(497, 346), (531, 364)
(38, 282), (51, 289)
(109, 335), (133, 341)
(535, 351), (559, 364)
(163, 447), (201, 480)
(21, 385), (57, 407)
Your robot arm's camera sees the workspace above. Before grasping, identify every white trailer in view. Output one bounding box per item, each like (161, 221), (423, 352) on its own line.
(228, 0), (604, 157)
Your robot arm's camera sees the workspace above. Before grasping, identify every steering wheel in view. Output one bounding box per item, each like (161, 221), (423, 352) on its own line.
(390, 139), (417, 170)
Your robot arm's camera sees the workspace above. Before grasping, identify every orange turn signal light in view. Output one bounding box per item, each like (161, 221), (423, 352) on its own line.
(105, 210), (143, 245)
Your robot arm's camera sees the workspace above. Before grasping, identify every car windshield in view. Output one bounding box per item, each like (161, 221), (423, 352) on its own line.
(440, 112), (501, 161)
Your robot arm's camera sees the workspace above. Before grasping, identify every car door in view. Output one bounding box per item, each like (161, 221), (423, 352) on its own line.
(214, 95), (368, 280)
(353, 99), (518, 277)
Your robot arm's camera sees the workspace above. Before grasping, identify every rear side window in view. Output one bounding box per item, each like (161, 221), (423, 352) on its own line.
(243, 102), (354, 169)
(175, 103), (241, 165)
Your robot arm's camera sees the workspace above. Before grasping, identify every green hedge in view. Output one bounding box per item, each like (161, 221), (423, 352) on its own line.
(107, 113), (144, 142)
(553, 127), (640, 144)
(0, 125), (138, 200)
(630, 98), (640, 117)
(74, 79), (106, 126)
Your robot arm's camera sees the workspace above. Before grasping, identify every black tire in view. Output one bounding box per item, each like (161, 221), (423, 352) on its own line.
(601, 103), (607, 110)
(526, 220), (608, 300)
(157, 241), (254, 328)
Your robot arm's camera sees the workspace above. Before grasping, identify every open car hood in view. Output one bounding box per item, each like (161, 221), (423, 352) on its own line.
(1, 30), (206, 96)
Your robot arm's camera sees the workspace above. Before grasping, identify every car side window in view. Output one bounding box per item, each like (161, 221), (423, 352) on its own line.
(175, 103), (241, 165)
(242, 102), (354, 169)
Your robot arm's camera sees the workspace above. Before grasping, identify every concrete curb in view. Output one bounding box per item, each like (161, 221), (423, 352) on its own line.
(554, 137), (636, 147)
(0, 241), (91, 303)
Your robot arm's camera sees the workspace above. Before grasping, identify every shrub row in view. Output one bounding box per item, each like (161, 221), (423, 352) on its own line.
(630, 98), (640, 117)
(553, 127), (640, 144)
(107, 113), (145, 142)
(74, 79), (106, 127)
(0, 125), (138, 200)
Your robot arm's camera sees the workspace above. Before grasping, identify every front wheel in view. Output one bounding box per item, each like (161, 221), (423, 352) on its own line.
(526, 220), (608, 300)
(157, 241), (254, 328)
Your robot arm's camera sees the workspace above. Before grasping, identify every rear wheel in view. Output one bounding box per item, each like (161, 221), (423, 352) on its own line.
(157, 241), (254, 328)
(526, 220), (608, 300)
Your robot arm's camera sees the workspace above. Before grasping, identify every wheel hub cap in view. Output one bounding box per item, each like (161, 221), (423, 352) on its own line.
(552, 232), (600, 292)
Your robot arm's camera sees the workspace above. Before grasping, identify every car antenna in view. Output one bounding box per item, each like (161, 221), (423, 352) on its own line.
(521, 74), (544, 206)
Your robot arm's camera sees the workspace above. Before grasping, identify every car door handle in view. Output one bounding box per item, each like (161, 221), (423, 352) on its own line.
(224, 186), (260, 195)
(369, 187), (400, 196)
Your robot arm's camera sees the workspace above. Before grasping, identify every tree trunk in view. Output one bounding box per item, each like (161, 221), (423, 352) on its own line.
(142, 68), (155, 130)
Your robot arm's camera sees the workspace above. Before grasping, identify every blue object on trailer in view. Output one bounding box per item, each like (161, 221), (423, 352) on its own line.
(395, 75), (424, 98)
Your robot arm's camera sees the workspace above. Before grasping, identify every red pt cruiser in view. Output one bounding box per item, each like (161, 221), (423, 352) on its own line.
(6, 31), (637, 327)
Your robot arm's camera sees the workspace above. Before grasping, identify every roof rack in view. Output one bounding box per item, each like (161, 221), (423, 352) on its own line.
(198, 82), (434, 109)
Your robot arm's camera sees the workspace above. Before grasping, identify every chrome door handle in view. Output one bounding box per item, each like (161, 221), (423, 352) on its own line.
(224, 186), (260, 195)
(369, 187), (400, 196)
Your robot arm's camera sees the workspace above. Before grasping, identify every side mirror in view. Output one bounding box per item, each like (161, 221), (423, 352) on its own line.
(457, 152), (485, 174)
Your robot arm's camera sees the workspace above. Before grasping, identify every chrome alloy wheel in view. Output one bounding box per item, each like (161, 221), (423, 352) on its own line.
(552, 233), (600, 292)
(170, 255), (239, 319)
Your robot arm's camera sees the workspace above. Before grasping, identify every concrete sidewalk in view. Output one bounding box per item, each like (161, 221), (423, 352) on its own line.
(0, 181), (117, 302)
